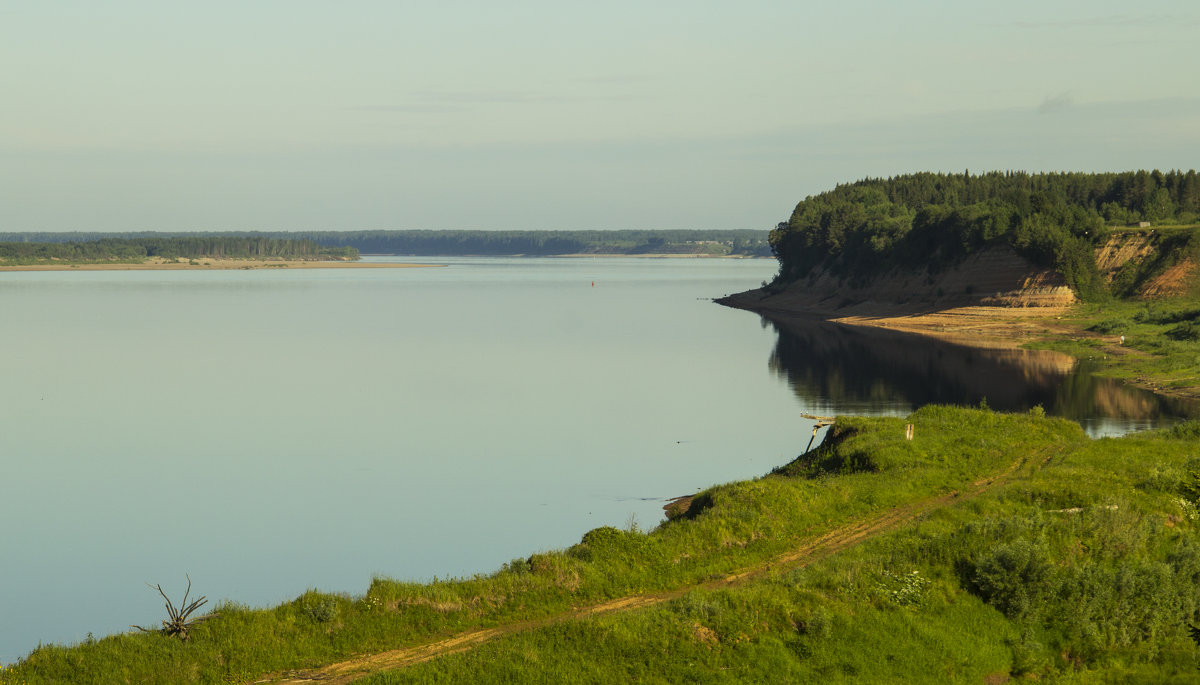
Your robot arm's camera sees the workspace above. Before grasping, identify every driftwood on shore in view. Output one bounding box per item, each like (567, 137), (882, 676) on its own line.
(131, 575), (216, 641)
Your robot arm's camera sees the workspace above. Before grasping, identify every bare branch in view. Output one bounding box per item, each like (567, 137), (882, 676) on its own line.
(132, 576), (219, 641)
(179, 575), (192, 616)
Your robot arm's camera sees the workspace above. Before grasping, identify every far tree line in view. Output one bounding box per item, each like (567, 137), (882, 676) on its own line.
(0, 237), (357, 264)
(0, 230), (772, 258)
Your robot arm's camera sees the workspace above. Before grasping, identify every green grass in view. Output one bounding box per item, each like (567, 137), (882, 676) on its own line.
(1027, 298), (1200, 395)
(363, 413), (1200, 684)
(4, 408), (1200, 683)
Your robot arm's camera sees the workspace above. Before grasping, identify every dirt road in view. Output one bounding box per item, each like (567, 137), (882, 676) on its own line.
(252, 443), (1066, 684)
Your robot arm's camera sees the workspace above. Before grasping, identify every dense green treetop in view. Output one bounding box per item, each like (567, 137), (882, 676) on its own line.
(770, 170), (1200, 300)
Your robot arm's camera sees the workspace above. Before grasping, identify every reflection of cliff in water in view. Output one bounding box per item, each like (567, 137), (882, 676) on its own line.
(765, 314), (1199, 428)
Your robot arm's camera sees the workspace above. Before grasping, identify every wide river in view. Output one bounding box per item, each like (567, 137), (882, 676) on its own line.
(1, 256), (1195, 664)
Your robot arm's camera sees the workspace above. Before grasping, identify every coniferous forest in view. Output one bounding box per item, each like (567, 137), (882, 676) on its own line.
(769, 170), (1200, 301)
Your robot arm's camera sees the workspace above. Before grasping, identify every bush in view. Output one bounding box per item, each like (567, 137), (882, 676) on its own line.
(1087, 318), (1131, 334)
(1166, 321), (1200, 341)
(972, 540), (1052, 619)
(296, 592), (341, 624)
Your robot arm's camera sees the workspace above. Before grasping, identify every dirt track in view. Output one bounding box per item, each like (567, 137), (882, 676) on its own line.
(251, 443), (1066, 684)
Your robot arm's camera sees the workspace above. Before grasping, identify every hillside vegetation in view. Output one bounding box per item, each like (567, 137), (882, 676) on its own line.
(769, 170), (1200, 301)
(4, 407), (1200, 683)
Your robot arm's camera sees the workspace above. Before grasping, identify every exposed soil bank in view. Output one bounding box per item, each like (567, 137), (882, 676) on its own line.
(718, 297), (1074, 352)
(722, 232), (1197, 346)
(718, 237), (1200, 401)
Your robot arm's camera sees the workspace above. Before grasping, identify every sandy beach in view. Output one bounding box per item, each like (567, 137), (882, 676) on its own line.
(827, 305), (1078, 350)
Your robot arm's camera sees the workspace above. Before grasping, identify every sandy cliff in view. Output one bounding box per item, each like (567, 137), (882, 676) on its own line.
(1094, 230), (1197, 298)
(720, 245), (1076, 318)
(724, 231), (1197, 323)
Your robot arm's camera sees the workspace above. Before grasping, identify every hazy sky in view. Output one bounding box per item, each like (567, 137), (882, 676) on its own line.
(3, 1), (1197, 232)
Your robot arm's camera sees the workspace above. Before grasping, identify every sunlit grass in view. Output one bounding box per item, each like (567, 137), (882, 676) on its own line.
(4, 408), (1199, 683)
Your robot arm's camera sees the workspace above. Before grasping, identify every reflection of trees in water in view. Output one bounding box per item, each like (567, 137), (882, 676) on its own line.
(765, 315), (1198, 422)
(1047, 361), (1197, 422)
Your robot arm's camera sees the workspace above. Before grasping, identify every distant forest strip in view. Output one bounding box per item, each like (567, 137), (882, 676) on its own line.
(770, 169), (1200, 301)
(0, 236), (358, 265)
(0, 230), (772, 257)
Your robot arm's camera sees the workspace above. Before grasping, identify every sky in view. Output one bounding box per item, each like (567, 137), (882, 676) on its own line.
(2, 1), (1198, 232)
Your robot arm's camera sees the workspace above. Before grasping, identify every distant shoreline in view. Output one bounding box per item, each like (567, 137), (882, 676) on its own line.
(0, 255), (764, 271)
(0, 258), (445, 272)
(356, 253), (768, 259)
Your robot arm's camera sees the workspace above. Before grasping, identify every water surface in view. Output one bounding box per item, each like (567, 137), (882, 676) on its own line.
(2, 257), (799, 663)
(763, 313), (1199, 436)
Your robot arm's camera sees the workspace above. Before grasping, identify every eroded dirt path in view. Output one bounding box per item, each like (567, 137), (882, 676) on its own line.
(251, 444), (1066, 684)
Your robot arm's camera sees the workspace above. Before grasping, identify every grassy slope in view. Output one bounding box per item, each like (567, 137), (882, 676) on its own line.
(5, 407), (1200, 683)
(366, 413), (1200, 684)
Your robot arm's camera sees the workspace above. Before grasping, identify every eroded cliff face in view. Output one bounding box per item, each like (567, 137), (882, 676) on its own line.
(723, 231), (1197, 317)
(1095, 231), (1197, 299)
(1140, 259), (1196, 298)
(1094, 232), (1157, 275)
(722, 245), (1075, 316)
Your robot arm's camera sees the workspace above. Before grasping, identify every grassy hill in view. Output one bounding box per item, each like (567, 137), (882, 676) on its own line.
(5, 407), (1199, 683)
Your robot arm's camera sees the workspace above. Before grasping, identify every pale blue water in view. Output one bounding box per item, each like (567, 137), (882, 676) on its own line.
(1, 257), (802, 664)
(1, 256), (1194, 665)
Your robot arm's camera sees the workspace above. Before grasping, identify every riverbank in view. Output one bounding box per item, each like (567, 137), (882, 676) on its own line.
(6, 407), (1198, 683)
(719, 289), (1200, 402)
(0, 257), (444, 271)
(797, 305), (1073, 350)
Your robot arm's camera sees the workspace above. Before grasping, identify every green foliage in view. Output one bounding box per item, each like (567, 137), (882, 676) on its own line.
(295, 591), (343, 624)
(1088, 317), (1133, 334)
(1161, 420), (1200, 441)
(972, 540), (1053, 619)
(1134, 305), (1200, 325)
(876, 569), (933, 607)
(770, 170), (1200, 301)
(1167, 321), (1200, 341)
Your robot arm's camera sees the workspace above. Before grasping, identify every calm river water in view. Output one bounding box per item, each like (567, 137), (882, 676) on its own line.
(1, 256), (1195, 663)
